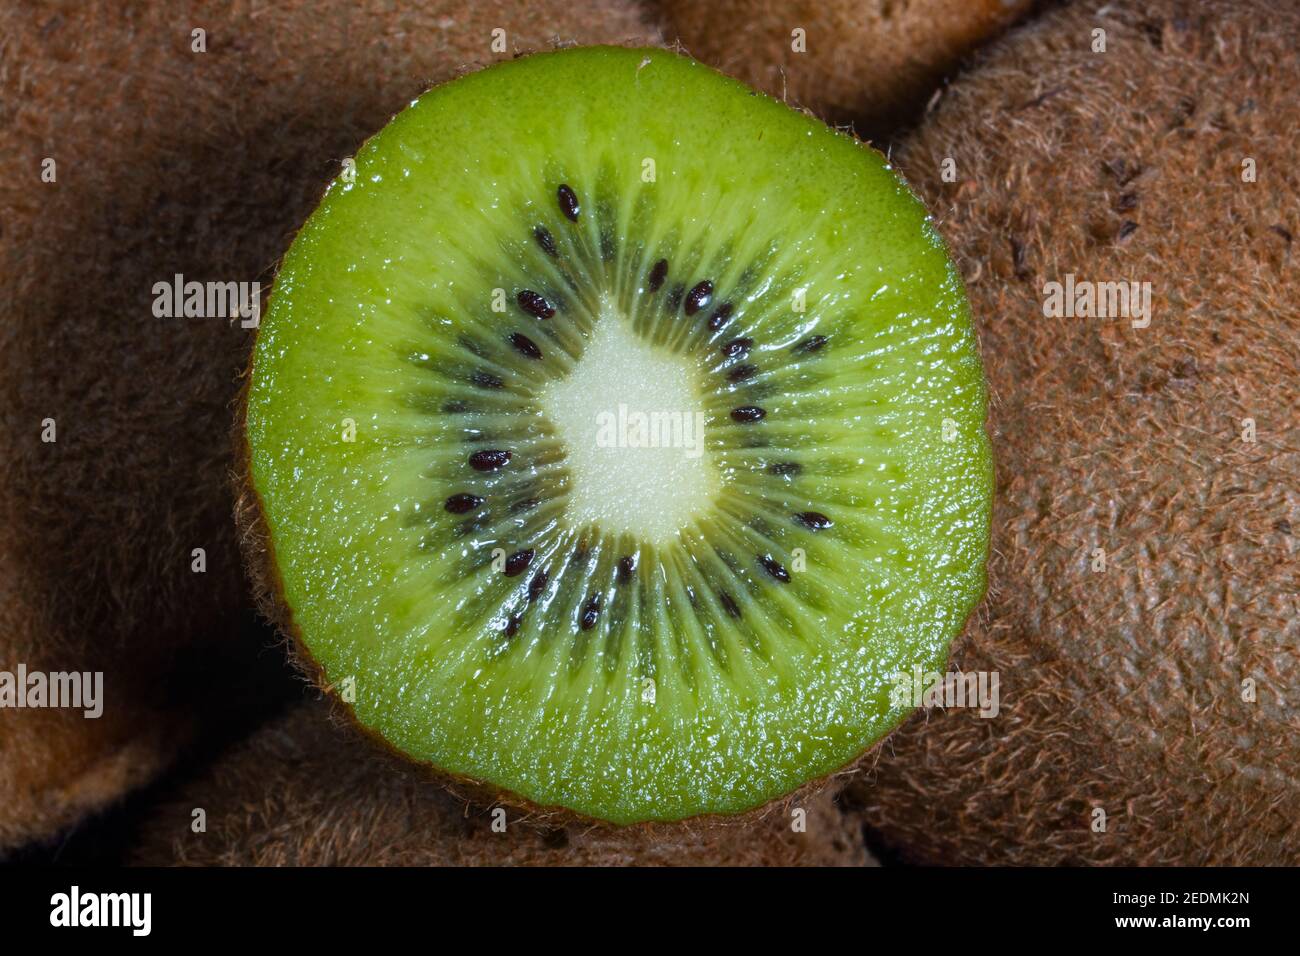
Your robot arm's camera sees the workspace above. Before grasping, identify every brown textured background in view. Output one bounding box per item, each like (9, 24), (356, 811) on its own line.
(129, 701), (871, 866)
(7, 0), (1291, 867)
(655, 0), (1037, 135)
(847, 0), (1300, 864)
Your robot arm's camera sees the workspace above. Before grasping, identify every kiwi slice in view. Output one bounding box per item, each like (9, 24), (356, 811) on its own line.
(245, 46), (991, 823)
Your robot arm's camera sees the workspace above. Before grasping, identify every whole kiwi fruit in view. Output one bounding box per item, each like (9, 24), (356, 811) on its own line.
(131, 701), (872, 866)
(655, 0), (1035, 134)
(0, 0), (658, 855)
(848, 0), (1300, 865)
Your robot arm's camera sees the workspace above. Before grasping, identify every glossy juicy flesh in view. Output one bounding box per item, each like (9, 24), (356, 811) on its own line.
(246, 46), (992, 822)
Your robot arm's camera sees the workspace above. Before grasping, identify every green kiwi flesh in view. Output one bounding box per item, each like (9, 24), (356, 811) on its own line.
(245, 46), (992, 823)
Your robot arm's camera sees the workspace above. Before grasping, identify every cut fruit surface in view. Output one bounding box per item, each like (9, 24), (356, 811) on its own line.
(245, 46), (992, 823)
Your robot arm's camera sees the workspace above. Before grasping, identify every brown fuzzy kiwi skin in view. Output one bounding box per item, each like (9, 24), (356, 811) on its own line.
(653, 0), (1036, 136)
(848, 0), (1300, 865)
(0, 0), (661, 855)
(129, 700), (873, 866)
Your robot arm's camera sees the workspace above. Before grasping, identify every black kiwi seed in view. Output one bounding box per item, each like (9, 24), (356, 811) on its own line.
(444, 493), (483, 514)
(727, 364), (758, 383)
(507, 497), (539, 516)
(505, 614), (522, 638)
(722, 336), (753, 358)
(534, 226), (558, 257)
(617, 555), (636, 582)
(718, 590), (742, 619)
(580, 593), (603, 630)
(684, 280), (714, 316)
(730, 406), (766, 423)
(767, 461), (802, 476)
(471, 370), (504, 389)
(510, 332), (543, 360)
(517, 290), (555, 319)
(758, 554), (791, 583)
(442, 399), (470, 414)
(795, 510), (833, 530)
(647, 258), (668, 292)
(793, 334), (828, 354)
(504, 548), (535, 577)
(707, 303), (734, 331)
(557, 183), (580, 222)
(469, 449), (512, 472)
(527, 569), (548, 602)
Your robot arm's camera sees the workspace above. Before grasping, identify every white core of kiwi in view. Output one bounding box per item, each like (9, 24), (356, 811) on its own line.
(539, 299), (719, 546)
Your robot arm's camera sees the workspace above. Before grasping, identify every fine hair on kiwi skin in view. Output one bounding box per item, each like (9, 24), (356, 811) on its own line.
(239, 46), (992, 826)
(0, 0), (662, 856)
(129, 700), (875, 866)
(653, 0), (1036, 136)
(849, 0), (1300, 865)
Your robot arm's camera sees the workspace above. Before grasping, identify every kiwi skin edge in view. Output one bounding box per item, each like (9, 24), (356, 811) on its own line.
(232, 47), (989, 830)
